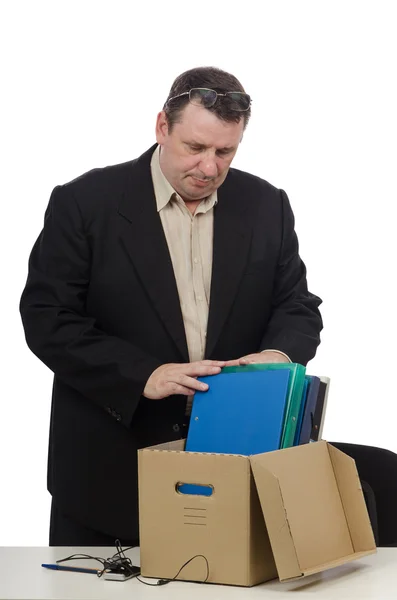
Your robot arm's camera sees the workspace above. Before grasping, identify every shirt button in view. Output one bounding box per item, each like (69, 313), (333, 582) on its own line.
(197, 295), (202, 301)
(194, 257), (198, 264)
(173, 424), (180, 432)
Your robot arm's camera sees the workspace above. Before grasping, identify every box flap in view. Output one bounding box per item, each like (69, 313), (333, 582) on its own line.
(250, 441), (357, 581)
(301, 550), (376, 577)
(249, 458), (301, 580)
(328, 444), (377, 552)
(282, 550), (376, 582)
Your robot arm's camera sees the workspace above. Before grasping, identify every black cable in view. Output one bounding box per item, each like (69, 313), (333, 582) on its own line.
(137, 554), (209, 586)
(56, 540), (210, 585)
(56, 539), (140, 578)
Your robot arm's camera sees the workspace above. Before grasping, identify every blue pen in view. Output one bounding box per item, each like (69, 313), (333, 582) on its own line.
(41, 563), (99, 575)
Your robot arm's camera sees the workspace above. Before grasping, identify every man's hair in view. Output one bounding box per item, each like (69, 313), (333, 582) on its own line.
(163, 66), (251, 131)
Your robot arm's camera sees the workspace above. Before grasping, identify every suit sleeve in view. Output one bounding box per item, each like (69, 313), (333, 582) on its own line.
(19, 185), (162, 427)
(259, 189), (323, 365)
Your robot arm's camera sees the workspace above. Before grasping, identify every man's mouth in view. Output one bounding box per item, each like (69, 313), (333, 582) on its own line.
(191, 176), (213, 186)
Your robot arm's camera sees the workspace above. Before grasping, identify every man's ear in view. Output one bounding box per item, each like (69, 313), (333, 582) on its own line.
(155, 111), (169, 144)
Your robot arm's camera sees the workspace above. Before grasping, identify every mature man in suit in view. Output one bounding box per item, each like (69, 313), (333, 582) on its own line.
(20, 66), (323, 547)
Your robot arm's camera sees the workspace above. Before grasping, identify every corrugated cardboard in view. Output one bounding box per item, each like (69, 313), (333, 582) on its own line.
(138, 440), (376, 586)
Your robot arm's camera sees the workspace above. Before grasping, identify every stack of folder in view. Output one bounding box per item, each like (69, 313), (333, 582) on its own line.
(185, 364), (330, 456)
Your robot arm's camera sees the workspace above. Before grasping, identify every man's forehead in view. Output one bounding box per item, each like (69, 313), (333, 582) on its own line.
(177, 119), (243, 149)
(174, 103), (244, 142)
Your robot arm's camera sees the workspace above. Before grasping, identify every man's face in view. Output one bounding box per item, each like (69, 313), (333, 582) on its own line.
(155, 102), (244, 203)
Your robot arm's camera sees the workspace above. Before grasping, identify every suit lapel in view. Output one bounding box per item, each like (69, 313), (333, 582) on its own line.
(117, 146), (189, 361)
(205, 170), (253, 358)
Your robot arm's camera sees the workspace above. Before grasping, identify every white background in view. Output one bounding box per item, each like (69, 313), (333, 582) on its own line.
(1, 1), (396, 545)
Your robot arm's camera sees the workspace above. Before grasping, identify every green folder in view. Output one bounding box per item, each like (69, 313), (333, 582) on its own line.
(221, 363), (306, 448)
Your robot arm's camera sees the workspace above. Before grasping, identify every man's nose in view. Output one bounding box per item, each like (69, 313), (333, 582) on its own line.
(198, 156), (218, 179)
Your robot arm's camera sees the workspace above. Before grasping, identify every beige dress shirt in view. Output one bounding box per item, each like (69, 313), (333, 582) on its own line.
(151, 145), (217, 413)
(150, 146), (291, 415)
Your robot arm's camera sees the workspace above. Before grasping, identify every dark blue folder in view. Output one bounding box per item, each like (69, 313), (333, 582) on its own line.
(298, 375), (321, 445)
(310, 377), (329, 441)
(185, 369), (291, 456)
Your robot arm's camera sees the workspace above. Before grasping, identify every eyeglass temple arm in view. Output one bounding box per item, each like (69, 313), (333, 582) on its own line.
(166, 91), (190, 104)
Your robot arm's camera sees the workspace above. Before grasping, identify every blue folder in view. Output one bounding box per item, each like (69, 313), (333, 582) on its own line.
(185, 369), (291, 456)
(220, 363), (306, 448)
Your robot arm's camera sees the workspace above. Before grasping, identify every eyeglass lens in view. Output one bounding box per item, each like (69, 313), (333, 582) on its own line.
(189, 88), (250, 111)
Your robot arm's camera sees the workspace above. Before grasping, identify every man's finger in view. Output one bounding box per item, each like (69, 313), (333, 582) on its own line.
(183, 364), (223, 377)
(222, 360), (239, 367)
(199, 360), (226, 367)
(176, 374), (209, 392)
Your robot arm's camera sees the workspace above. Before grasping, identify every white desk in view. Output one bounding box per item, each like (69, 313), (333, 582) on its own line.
(0, 547), (396, 599)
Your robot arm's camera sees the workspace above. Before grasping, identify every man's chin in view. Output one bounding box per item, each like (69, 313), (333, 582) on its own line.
(188, 182), (216, 198)
(177, 186), (207, 201)
(187, 191), (212, 202)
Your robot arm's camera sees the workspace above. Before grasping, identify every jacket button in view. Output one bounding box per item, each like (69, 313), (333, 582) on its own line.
(173, 424), (180, 432)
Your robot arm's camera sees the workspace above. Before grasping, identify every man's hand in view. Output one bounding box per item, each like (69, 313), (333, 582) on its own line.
(224, 351), (290, 367)
(143, 360), (226, 400)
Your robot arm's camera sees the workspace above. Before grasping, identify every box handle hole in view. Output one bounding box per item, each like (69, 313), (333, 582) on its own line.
(176, 482), (214, 496)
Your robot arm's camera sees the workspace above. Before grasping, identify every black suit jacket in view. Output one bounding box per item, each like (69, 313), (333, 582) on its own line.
(20, 144), (323, 540)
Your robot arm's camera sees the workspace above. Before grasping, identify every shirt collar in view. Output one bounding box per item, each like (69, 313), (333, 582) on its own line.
(150, 145), (218, 213)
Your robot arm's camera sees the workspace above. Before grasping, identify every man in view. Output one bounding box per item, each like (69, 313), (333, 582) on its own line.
(20, 66), (323, 547)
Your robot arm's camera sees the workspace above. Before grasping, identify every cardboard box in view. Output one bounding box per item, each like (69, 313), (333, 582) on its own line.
(138, 440), (376, 587)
